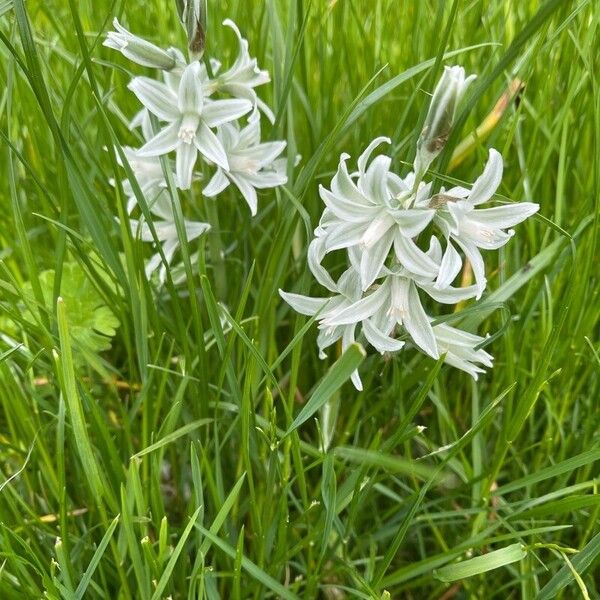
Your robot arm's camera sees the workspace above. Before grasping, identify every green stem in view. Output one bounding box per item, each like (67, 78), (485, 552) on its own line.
(205, 197), (228, 299)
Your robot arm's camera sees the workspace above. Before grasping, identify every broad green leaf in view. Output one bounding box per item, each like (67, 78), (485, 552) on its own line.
(55, 297), (107, 504)
(434, 543), (527, 582)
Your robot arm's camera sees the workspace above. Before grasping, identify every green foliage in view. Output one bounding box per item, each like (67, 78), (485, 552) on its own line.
(23, 262), (119, 358)
(0, 0), (598, 598)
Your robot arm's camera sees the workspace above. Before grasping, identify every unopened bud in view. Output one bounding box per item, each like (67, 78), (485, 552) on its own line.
(104, 18), (179, 70)
(176, 0), (208, 60)
(414, 65), (476, 176)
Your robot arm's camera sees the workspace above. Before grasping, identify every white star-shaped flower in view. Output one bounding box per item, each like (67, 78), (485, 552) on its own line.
(279, 268), (403, 390)
(313, 138), (436, 291)
(129, 62), (252, 189)
(129, 191), (210, 283)
(203, 113), (287, 215)
(434, 149), (539, 296)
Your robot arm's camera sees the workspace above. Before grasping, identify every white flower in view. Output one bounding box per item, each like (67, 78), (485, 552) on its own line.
(129, 62), (252, 189)
(434, 149), (539, 296)
(414, 65), (476, 177)
(129, 191), (210, 283)
(313, 138), (435, 291)
(279, 268), (403, 390)
(104, 18), (184, 71)
(114, 147), (169, 210)
(432, 323), (493, 380)
(206, 20), (274, 121)
(203, 113), (287, 215)
(321, 256), (478, 361)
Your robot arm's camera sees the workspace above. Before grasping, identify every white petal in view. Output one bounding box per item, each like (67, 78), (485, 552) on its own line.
(391, 208), (435, 237)
(427, 235), (443, 264)
(203, 99), (252, 127)
(435, 241), (462, 288)
(468, 203), (539, 229)
(308, 237), (338, 293)
(444, 185), (471, 198)
(228, 172), (258, 215)
(340, 325), (363, 391)
(204, 169), (230, 197)
(324, 222), (365, 252)
(194, 122), (229, 169)
(184, 220), (211, 241)
(255, 97), (275, 123)
(453, 238), (486, 299)
(236, 141), (287, 169)
(317, 325), (344, 358)
(350, 369), (363, 391)
(419, 282), (479, 304)
(404, 282), (438, 358)
(360, 155), (392, 202)
(137, 121), (181, 157)
(336, 267), (362, 301)
(433, 323), (494, 378)
(363, 319), (405, 354)
(178, 63), (204, 115)
(331, 154), (371, 206)
(360, 230), (394, 291)
(394, 233), (439, 279)
(320, 186), (374, 224)
(360, 214), (394, 249)
(324, 283), (388, 326)
(217, 122), (240, 151)
(244, 170), (287, 189)
(357, 137), (391, 174)
(128, 77), (179, 121)
(468, 148), (503, 205)
(175, 142), (198, 190)
(279, 290), (328, 316)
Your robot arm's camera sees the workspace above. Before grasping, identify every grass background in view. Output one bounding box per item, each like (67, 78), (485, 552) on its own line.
(0, 0), (599, 598)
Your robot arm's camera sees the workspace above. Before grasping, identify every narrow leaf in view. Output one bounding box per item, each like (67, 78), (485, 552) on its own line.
(284, 343), (366, 437)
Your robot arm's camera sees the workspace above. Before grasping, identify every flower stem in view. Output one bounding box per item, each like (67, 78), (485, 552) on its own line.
(205, 197), (228, 298)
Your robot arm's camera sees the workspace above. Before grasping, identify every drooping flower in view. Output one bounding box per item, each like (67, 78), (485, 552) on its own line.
(129, 62), (252, 189)
(279, 268), (403, 390)
(129, 190), (210, 283)
(206, 20), (274, 121)
(432, 323), (493, 379)
(104, 18), (184, 71)
(321, 255), (478, 361)
(114, 147), (169, 210)
(433, 149), (539, 296)
(203, 113), (287, 215)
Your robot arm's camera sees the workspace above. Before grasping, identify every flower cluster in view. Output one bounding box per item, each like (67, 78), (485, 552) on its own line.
(281, 66), (539, 390)
(105, 17), (288, 280)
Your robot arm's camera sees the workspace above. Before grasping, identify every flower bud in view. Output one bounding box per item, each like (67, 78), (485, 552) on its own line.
(414, 65), (476, 176)
(176, 0), (208, 60)
(104, 18), (178, 70)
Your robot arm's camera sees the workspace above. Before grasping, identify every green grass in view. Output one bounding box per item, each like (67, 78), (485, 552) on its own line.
(0, 0), (599, 598)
